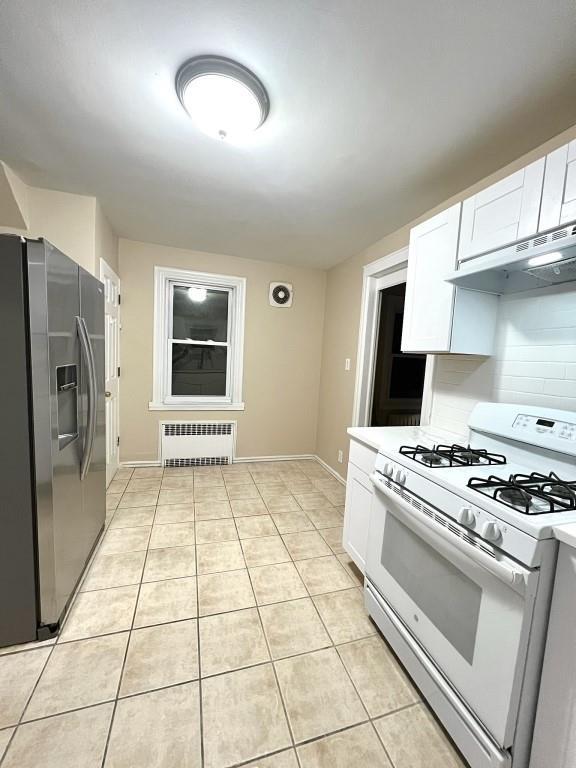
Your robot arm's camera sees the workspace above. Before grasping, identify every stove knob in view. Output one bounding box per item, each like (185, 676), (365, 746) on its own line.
(395, 469), (407, 485)
(384, 462), (394, 478)
(482, 521), (502, 543)
(458, 506), (476, 527)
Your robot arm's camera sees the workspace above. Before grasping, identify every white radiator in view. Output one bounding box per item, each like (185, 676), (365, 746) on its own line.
(160, 421), (236, 467)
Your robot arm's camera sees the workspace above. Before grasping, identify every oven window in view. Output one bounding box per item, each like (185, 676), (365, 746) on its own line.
(382, 514), (481, 664)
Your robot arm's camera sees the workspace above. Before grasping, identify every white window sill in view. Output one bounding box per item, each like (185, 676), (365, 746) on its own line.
(148, 401), (245, 412)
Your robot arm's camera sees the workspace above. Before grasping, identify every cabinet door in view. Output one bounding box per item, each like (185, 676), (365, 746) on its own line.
(458, 158), (545, 261)
(401, 202), (460, 353)
(539, 140), (576, 232)
(343, 462), (374, 574)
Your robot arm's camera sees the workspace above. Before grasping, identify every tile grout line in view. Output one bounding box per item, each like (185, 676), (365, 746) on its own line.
(193, 474), (207, 768)
(293, 570), (377, 747)
(0, 668), (417, 736)
(243, 463), (365, 760)
(0, 477), (127, 765)
(119, 460), (396, 768)
(52, 580), (365, 644)
(0, 462), (345, 766)
(98, 488), (159, 768)
(230, 481), (300, 764)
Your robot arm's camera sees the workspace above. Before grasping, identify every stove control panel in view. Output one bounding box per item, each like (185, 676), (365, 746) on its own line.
(374, 449), (546, 566)
(513, 414), (576, 441)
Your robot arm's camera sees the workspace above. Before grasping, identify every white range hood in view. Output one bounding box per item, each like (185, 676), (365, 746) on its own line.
(446, 221), (576, 294)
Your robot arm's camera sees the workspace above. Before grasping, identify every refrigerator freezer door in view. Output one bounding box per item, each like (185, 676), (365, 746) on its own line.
(31, 244), (104, 627)
(79, 268), (106, 551)
(42, 242), (85, 623)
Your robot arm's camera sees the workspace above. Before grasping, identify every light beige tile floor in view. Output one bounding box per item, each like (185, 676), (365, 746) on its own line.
(0, 460), (467, 768)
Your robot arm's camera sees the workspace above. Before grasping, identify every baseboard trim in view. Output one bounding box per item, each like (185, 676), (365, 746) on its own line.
(120, 454), (315, 468)
(314, 455), (346, 486)
(119, 453), (345, 485)
(234, 454), (316, 463)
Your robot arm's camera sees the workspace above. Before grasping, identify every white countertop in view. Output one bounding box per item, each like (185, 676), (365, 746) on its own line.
(551, 523), (576, 548)
(347, 424), (466, 453)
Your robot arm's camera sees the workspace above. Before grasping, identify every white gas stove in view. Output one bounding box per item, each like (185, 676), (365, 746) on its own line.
(364, 402), (576, 768)
(373, 402), (576, 550)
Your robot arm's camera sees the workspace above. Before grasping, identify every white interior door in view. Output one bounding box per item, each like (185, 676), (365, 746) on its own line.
(100, 259), (120, 487)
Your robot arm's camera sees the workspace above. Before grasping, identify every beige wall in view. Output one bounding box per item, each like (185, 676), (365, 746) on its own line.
(0, 162), (29, 228)
(0, 165), (118, 277)
(95, 200), (119, 275)
(118, 238), (326, 462)
(4, 121), (576, 471)
(26, 187), (97, 273)
(316, 123), (576, 476)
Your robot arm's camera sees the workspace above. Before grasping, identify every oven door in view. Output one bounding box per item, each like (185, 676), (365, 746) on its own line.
(366, 472), (537, 748)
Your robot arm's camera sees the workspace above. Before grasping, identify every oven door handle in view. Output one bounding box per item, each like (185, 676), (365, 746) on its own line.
(370, 473), (529, 595)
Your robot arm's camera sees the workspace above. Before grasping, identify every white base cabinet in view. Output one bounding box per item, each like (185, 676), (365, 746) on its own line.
(530, 543), (576, 768)
(343, 438), (378, 573)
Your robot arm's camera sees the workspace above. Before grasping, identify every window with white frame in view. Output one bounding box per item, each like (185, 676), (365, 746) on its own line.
(151, 267), (246, 410)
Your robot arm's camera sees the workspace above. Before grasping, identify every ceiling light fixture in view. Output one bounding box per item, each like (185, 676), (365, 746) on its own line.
(176, 55), (270, 141)
(188, 286), (207, 302)
(527, 251), (563, 268)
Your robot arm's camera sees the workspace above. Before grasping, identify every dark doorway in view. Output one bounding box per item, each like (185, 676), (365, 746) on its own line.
(370, 283), (426, 427)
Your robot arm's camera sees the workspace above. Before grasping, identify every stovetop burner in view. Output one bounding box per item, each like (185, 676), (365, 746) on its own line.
(547, 483), (576, 502)
(420, 451), (447, 467)
(456, 450), (483, 465)
(399, 443), (507, 468)
(498, 486), (533, 509)
(468, 472), (576, 515)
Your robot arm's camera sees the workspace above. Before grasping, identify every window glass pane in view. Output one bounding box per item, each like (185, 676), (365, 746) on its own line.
(171, 343), (227, 397)
(172, 285), (229, 342)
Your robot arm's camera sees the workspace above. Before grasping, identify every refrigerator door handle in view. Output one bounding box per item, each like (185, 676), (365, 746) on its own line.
(76, 316), (97, 480)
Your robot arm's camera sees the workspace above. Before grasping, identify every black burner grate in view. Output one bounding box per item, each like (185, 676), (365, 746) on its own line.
(399, 444), (507, 468)
(468, 472), (576, 515)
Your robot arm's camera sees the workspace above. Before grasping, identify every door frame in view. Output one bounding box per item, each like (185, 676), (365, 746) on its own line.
(99, 258), (121, 486)
(351, 246), (435, 427)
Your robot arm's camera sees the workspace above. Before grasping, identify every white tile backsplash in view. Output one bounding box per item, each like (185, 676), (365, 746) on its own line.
(430, 283), (576, 434)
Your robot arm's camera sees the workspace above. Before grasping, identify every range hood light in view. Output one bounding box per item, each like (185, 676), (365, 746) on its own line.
(527, 251), (563, 268)
(445, 223), (576, 294)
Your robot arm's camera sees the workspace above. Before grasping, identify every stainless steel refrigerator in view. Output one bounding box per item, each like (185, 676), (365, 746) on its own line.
(0, 235), (106, 647)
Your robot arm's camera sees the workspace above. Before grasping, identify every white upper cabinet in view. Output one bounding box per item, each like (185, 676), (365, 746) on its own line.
(458, 158), (545, 262)
(402, 203), (460, 353)
(539, 140), (576, 232)
(401, 203), (497, 354)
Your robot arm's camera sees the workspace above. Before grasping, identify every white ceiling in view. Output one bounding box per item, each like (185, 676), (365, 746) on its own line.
(0, 0), (575, 268)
